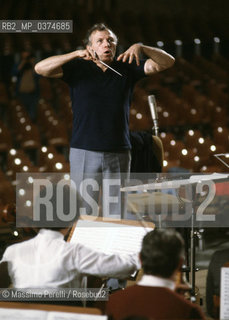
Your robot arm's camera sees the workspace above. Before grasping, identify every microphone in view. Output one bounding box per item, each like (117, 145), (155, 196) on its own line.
(148, 95), (159, 136)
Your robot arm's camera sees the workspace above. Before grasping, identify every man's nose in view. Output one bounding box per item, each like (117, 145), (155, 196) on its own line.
(103, 40), (111, 47)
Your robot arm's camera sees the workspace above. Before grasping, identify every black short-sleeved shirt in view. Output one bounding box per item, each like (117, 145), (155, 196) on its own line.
(62, 58), (146, 151)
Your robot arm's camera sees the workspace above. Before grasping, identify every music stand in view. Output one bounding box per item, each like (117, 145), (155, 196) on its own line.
(214, 153), (229, 169)
(121, 173), (229, 301)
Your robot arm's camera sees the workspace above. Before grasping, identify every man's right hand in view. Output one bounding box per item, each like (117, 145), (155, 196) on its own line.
(34, 49), (97, 78)
(75, 49), (96, 62)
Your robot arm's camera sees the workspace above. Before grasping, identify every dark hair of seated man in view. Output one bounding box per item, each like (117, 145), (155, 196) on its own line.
(140, 228), (184, 278)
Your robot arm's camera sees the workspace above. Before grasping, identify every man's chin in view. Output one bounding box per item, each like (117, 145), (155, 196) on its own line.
(101, 56), (114, 64)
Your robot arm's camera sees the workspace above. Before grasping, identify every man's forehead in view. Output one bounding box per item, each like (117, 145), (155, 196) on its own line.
(91, 29), (115, 40)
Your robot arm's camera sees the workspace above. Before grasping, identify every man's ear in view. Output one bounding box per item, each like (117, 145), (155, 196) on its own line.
(86, 45), (93, 56)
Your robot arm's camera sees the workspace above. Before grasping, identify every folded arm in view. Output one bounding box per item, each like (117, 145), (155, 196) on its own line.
(34, 49), (94, 78)
(117, 43), (175, 75)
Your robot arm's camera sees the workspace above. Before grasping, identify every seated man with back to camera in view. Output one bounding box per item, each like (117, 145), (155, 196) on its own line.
(0, 186), (140, 292)
(105, 229), (205, 320)
(1, 225), (140, 289)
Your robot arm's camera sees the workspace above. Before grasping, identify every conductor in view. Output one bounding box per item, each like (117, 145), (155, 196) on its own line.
(35, 23), (175, 217)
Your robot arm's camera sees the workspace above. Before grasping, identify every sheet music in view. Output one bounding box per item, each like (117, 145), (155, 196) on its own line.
(70, 220), (152, 255)
(47, 312), (107, 320)
(0, 308), (47, 320)
(220, 267), (229, 320)
(0, 308), (107, 320)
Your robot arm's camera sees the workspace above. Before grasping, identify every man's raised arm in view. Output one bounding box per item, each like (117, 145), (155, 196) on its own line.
(117, 43), (175, 75)
(34, 49), (93, 78)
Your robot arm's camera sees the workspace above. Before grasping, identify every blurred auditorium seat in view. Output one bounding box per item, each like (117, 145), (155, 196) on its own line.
(0, 82), (9, 105)
(199, 164), (225, 173)
(184, 129), (202, 149)
(38, 145), (58, 166)
(158, 106), (178, 128)
(6, 148), (37, 182)
(213, 126), (229, 149)
(212, 106), (228, 127)
(8, 99), (30, 123)
(193, 56), (228, 83)
(47, 120), (69, 152)
(36, 99), (69, 156)
(7, 100), (41, 164)
(38, 145), (69, 173)
(195, 137), (214, 160)
(159, 132), (176, 147)
(45, 153), (70, 173)
(163, 139), (187, 171)
(55, 87), (73, 137)
(179, 148), (198, 171)
(205, 81), (229, 107)
(129, 109), (152, 131)
(0, 170), (15, 206)
(175, 58), (203, 82)
(163, 157), (180, 172)
(37, 99), (56, 126)
(20, 123), (41, 151)
(39, 78), (54, 102)
(0, 82), (9, 121)
(0, 121), (13, 159)
(166, 140), (186, 159)
(212, 54), (229, 76)
(20, 123), (41, 165)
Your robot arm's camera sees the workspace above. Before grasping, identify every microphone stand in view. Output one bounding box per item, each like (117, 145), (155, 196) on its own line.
(147, 95), (162, 227)
(148, 95), (159, 137)
(153, 120), (159, 137)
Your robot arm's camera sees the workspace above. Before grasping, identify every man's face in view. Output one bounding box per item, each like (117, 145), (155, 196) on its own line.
(87, 30), (117, 64)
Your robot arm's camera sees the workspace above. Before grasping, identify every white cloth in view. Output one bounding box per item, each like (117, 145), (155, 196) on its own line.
(1, 229), (140, 288)
(137, 274), (175, 291)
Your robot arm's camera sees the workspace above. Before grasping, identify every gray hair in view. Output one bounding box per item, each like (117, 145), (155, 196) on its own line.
(83, 23), (118, 46)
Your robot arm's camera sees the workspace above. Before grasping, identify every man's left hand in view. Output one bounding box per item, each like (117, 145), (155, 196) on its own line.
(117, 44), (142, 66)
